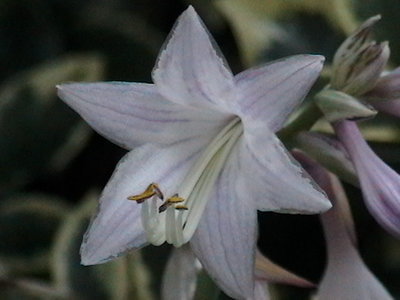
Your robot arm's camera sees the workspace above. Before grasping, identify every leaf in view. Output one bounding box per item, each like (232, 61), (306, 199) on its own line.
(51, 191), (154, 300)
(215, 0), (358, 65)
(0, 54), (104, 192)
(0, 194), (70, 275)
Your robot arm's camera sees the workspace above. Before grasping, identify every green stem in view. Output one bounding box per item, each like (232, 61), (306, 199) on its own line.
(278, 100), (323, 147)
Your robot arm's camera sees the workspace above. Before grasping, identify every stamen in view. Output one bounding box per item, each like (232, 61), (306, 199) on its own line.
(159, 194), (185, 213)
(167, 194), (185, 203)
(130, 117), (243, 247)
(127, 183), (164, 203)
(175, 205), (188, 210)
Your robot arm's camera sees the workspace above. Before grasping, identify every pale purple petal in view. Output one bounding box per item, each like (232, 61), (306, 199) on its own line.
(365, 67), (400, 100)
(334, 120), (400, 238)
(295, 132), (358, 186)
(295, 153), (393, 300)
(320, 193), (394, 300)
(152, 6), (235, 113)
(190, 145), (257, 300)
(161, 245), (201, 300)
(57, 82), (228, 150)
(234, 55), (324, 132)
(81, 138), (206, 265)
(238, 125), (331, 214)
(371, 99), (400, 118)
(316, 247), (393, 300)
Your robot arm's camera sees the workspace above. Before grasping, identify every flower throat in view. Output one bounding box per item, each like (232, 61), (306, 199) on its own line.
(128, 117), (243, 247)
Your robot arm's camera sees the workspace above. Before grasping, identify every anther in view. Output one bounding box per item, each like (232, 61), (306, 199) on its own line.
(175, 205), (188, 210)
(159, 194), (186, 213)
(127, 183), (164, 203)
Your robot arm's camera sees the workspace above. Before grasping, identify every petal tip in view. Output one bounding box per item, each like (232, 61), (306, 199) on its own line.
(180, 5), (200, 24)
(80, 238), (114, 266)
(308, 54), (325, 69)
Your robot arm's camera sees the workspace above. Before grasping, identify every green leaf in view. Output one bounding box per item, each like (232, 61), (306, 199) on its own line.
(51, 192), (154, 300)
(0, 194), (70, 275)
(0, 54), (104, 192)
(215, 0), (358, 65)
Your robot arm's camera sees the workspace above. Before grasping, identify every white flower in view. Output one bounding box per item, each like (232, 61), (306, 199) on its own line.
(57, 6), (330, 299)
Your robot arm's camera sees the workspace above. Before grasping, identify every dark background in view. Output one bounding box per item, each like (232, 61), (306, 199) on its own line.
(0, 0), (399, 299)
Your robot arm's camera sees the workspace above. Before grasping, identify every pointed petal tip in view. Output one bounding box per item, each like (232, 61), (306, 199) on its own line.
(309, 54), (325, 70)
(80, 245), (100, 266)
(185, 5), (196, 13)
(283, 54), (325, 76)
(80, 237), (105, 266)
(296, 54), (325, 65)
(180, 5), (199, 23)
(56, 83), (80, 101)
(80, 240), (117, 266)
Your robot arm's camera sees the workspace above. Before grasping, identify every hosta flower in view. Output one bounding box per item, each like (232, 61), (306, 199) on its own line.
(334, 120), (400, 238)
(57, 6), (330, 299)
(293, 151), (393, 300)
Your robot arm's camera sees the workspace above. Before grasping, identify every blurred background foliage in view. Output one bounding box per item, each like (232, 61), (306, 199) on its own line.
(0, 0), (399, 299)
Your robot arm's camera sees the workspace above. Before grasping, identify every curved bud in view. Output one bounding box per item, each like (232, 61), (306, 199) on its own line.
(315, 89), (377, 122)
(334, 120), (400, 238)
(333, 15), (381, 68)
(293, 152), (393, 300)
(364, 67), (400, 101)
(370, 99), (400, 118)
(295, 132), (358, 186)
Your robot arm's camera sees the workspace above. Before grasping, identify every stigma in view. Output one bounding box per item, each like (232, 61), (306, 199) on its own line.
(127, 117), (243, 247)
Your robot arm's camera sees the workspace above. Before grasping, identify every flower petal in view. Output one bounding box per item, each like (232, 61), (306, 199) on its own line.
(371, 99), (400, 118)
(190, 146), (257, 300)
(152, 6), (235, 113)
(365, 67), (400, 100)
(234, 55), (324, 132)
(239, 125), (331, 214)
(161, 245), (201, 300)
(295, 153), (393, 299)
(254, 280), (271, 300)
(57, 82), (228, 149)
(315, 174), (392, 299)
(81, 138), (206, 265)
(334, 120), (400, 238)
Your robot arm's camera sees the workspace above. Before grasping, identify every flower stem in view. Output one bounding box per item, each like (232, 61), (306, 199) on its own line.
(278, 100), (323, 147)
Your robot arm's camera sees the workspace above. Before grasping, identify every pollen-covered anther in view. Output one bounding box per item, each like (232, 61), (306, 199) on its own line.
(127, 183), (164, 203)
(175, 205), (188, 210)
(159, 194), (186, 213)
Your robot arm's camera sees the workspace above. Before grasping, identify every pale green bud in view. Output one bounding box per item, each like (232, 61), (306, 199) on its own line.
(331, 16), (390, 96)
(315, 89), (377, 122)
(295, 132), (358, 186)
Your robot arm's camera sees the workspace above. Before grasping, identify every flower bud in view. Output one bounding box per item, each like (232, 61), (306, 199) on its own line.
(334, 120), (400, 238)
(331, 16), (390, 96)
(293, 152), (394, 300)
(295, 131), (358, 186)
(364, 67), (400, 101)
(315, 88), (377, 122)
(370, 99), (400, 118)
